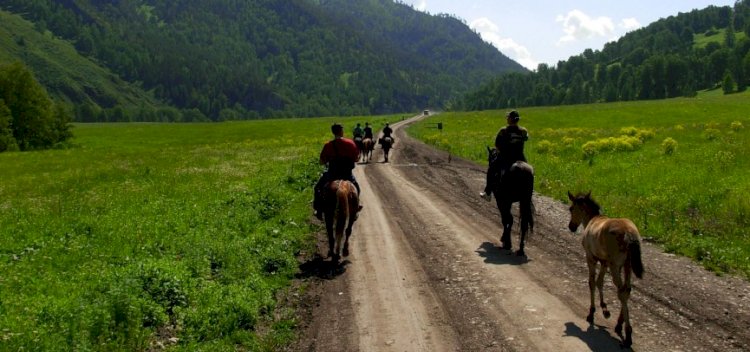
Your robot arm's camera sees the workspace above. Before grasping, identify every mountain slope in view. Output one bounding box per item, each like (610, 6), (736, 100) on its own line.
(0, 0), (526, 121)
(0, 10), (165, 118)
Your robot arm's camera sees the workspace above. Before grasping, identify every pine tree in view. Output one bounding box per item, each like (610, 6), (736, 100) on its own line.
(0, 62), (71, 151)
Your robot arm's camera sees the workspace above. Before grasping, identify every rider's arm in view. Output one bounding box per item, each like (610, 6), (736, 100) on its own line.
(320, 143), (332, 165)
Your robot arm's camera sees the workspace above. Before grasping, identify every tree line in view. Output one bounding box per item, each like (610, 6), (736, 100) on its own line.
(461, 2), (750, 110)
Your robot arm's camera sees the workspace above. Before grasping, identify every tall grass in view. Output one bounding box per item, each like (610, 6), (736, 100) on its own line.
(0, 116), (394, 350)
(410, 92), (750, 277)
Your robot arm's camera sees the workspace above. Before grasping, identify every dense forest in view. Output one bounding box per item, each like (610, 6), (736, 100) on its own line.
(0, 0), (524, 122)
(461, 1), (750, 110)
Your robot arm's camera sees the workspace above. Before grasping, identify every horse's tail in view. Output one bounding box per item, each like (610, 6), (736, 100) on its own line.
(627, 234), (644, 279)
(335, 183), (350, 236)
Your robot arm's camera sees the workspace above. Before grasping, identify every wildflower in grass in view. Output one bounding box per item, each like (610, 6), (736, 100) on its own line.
(675, 124), (684, 131)
(730, 121), (744, 131)
(661, 137), (678, 155)
(536, 140), (555, 154)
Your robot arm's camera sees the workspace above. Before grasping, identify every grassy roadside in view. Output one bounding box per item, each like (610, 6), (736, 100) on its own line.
(0, 116), (395, 350)
(409, 91), (750, 278)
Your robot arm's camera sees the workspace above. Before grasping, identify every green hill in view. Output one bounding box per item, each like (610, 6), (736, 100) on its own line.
(0, 10), (165, 118)
(0, 0), (526, 121)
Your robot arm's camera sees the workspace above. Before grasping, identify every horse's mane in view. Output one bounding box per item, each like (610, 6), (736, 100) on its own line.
(573, 192), (601, 216)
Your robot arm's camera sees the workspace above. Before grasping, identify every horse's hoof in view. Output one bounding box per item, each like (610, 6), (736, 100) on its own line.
(586, 314), (594, 324)
(343, 247), (349, 257)
(614, 323), (623, 337)
(515, 250), (526, 257)
(603, 310), (611, 319)
(327, 250), (334, 258)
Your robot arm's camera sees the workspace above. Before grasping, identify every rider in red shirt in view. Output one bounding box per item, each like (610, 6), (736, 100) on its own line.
(313, 123), (361, 219)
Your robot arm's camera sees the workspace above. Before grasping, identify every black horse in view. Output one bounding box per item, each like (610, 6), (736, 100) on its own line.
(487, 147), (534, 257)
(379, 136), (394, 162)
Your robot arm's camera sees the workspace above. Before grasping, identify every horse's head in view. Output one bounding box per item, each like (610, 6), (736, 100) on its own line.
(567, 191), (600, 232)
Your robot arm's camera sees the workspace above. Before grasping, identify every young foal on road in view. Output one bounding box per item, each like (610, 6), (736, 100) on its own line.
(567, 191), (644, 348)
(323, 180), (361, 262)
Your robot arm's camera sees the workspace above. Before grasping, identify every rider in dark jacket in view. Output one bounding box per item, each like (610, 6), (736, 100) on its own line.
(380, 123), (395, 145)
(363, 123), (374, 140)
(480, 110), (528, 201)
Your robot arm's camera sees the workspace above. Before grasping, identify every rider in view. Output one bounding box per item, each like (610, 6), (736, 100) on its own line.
(353, 123), (363, 139)
(313, 123), (361, 220)
(480, 110), (528, 201)
(363, 122), (374, 140)
(381, 122), (395, 145)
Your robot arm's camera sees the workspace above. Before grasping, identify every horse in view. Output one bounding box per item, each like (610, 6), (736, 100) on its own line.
(361, 138), (374, 163)
(379, 136), (394, 162)
(354, 136), (364, 155)
(567, 191), (644, 348)
(487, 147), (534, 256)
(322, 180), (361, 262)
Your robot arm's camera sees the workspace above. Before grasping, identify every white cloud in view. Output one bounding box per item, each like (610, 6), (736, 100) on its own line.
(620, 17), (641, 32)
(470, 17), (538, 70)
(415, 0), (427, 12)
(555, 10), (615, 45)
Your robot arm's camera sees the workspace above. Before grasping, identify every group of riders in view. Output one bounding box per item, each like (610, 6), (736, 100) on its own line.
(312, 121), (395, 220)
(312, 110), (528, 220)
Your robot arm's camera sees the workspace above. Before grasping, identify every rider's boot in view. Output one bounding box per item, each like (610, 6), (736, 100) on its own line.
(313, 190), (323, 220)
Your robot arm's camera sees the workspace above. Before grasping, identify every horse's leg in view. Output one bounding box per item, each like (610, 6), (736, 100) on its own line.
(611, 264), (633, 347)
(516, 199), (531, 257)
(325, 215), (335, 258)
(343, 223), (353, 257)
(586, 254), (598, 324)
(597, 261), (610, 319)
(499, 202), (513, 250)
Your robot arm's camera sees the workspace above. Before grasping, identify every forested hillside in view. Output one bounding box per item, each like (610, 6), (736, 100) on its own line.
(0, 0), (524, 122)
(462, 1), (750, 110)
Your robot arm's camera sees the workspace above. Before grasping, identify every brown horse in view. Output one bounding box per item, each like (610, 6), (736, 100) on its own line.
(323, 180), (361, 262)
(379, 136), (393, 162)
(361, 138), (374, 163)
(567, 191), (644, 348)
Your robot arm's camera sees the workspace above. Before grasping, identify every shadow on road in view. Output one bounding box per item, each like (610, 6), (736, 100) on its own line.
(563, 322), (629, 351)
(476, 242), (530, 265)
(297, 255), (351, 280)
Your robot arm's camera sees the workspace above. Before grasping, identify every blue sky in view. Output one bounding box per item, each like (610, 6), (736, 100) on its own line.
(398, 0), (737, 70)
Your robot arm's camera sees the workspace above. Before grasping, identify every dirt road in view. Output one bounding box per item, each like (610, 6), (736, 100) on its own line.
(291, 115), (750, 351)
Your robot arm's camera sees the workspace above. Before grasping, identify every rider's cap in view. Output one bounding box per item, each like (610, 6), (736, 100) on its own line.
(506, 110), (520, 121)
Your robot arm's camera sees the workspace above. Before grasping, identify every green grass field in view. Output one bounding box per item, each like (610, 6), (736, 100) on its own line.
(0, 116), (395, 350)
(410, 91), (750, 277)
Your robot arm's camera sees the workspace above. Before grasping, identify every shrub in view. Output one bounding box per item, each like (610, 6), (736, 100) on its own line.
(704, 128), (720, 140)
(661, 137), (678, 155)
(536, 140), (555, 154)
(730, 121), (744, 131)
